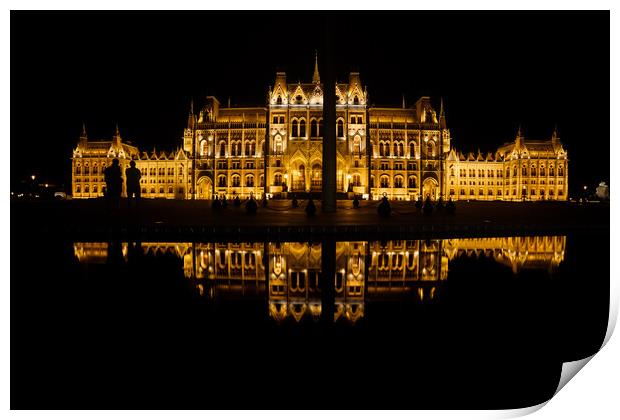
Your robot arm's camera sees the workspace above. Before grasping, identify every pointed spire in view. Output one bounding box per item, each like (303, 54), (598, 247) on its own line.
(515, 124), (523, 149)
(188, 99), (196, 128)
(439, 97), (447, 129)
(80, 122), (87, 139)
(551, 124), (560, 147)
(402, 94), (406, 109)
(228, 96), (231, 108)
(112, 123), (122, 148)
(312, 50), (320, 84)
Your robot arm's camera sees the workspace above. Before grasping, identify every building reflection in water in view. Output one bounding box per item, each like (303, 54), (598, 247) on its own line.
(73, 236), (566, 323)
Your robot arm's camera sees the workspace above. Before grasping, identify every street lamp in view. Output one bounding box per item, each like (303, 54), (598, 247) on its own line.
(31, 175), (35, 181)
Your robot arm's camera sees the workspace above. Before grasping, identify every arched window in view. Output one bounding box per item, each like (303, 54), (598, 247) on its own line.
(530, 166), (536, 177)
(168, 186), (173, 194)
(92, 165), (98, 175)
(259, 174), (264, 187)
(274, 173), (283, 186)
(159, 187), (164, 194)
(85, 185), (89, 193)
(337, 120), (344, 137)
(408, 176), (417, 188)
(426, 142), (435, 157)
(200, 139), (208, 156)
(276, 96), (282, 105)
(353, 135), (361, 154)
(310, 119), (318, 138)
(397, 143), (404, 157)
(291, 119), (299, 137)
(450, 166), (455, 176)
(380, 175), (389, 188)
(380, 143), (387, 157)
(272, 116), (278, 124)
(299, 119), (306, 137)
(409, 142), (416, 157)
(75, 165), (81, 175)
(219, 142), (226, 157)
(353, 96), (359, 105)
(218, 175), (227, 187)
(522, 165), (527, 176)
(84, 165), (90, 175)
(394, 176), (403, 188)
(550, 166), (555, 176)
(352, 173), (361, 187)
(76, 185), (81, 193)
(244, 141), (251, 156)
(559, 166), (564, 176)
(232, 175), (240, 187)
(274, 135), (283, 154)
(246, 175), (254, 187)
(513, 166), (517, 177)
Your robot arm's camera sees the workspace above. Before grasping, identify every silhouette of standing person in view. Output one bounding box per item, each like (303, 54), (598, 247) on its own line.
(125, 160), (141, 201)
(104, 158), (122, 208)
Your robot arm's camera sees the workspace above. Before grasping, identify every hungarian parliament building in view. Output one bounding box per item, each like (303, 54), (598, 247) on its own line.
(71, 59), (568, 201)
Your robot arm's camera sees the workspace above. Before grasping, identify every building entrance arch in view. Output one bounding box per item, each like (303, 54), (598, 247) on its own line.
(422, 177), (439, 200)
(196, 176), (213, 199)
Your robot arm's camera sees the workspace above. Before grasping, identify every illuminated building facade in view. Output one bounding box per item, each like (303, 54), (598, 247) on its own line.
(74, 236), (566, 323)
(71, 57), (568, 201)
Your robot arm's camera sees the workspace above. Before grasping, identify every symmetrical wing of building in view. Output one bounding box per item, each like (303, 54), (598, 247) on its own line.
(72, 57), (568, 201)
(74, 236), (566, 323)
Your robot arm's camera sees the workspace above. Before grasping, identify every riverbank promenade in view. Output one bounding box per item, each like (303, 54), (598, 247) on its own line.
(11, 198), (609, 241)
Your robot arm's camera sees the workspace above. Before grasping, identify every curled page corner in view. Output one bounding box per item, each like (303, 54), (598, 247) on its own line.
(494, 299), (617, 419)
(491, 356), (595, 419)
(554, 355), (596, 396)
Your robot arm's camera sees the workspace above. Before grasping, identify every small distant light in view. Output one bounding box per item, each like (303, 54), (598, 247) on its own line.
(44, 184), (49, 188)
(31, 175), (36, 181)
(583, 185), (587, 190)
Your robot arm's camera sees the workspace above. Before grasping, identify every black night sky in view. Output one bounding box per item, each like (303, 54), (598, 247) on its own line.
(11, 11), (609, 194)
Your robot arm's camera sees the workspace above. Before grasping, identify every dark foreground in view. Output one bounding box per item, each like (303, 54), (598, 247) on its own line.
(11, 230), (609, 409)
(11, 198), (610, 240)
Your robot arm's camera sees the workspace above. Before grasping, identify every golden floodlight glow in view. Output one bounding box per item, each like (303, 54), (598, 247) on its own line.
(70, 66), (568, 202)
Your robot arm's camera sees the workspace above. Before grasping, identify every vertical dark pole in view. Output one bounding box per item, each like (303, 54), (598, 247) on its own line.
(192, 120), (196, 200)
(320, 239), (336, 324)
(211, 130), (216, 200)
(264, 104), (270, 201)
(264, 241), (269, 313)
(366, 107), (371, 198)
(321, 17), (337, 212)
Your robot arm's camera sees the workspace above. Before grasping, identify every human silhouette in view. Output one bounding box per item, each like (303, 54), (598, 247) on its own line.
(125, 160), (141, 200)
(305, 197), (316, 216)
(377, 194), (391, 217)
(423, 195), (434, 215)
(104, 158), (122, 206)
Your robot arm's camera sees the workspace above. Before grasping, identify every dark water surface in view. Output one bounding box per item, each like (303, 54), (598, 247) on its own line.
(11, 232), (609, 409)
